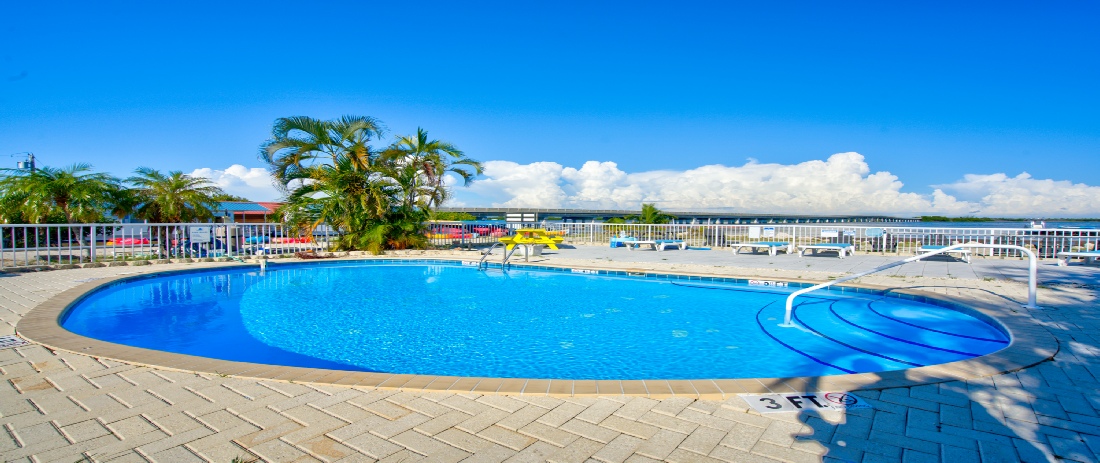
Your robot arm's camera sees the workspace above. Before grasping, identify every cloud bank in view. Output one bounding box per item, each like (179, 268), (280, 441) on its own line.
(190, 153), (1100, 217)
(446, 152), (1100, 217)
(190, 165), (280, 201)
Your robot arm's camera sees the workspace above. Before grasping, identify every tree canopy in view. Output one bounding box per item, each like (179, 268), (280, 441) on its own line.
(626, 203), (676, 224)
(261, 115), (482, 254)
(0, 164), (121, 224)
(126, 167), (225, 223)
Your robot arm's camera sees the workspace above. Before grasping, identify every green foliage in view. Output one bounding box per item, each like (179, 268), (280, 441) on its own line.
(383, 127), (482, 209)
(920, 216), (994, 222)
(127, 168), (225, 223)
(625, 203), (675, 224)
(212, 192), (251, 202)
(261, 116), (482, 254)
(0, 164), (122, 224)
(431, 211), (477, 221)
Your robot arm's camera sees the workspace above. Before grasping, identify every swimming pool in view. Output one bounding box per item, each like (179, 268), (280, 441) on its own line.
(58, 260), (1010, 380)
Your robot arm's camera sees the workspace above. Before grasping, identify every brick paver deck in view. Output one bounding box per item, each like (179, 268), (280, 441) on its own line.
(2, 248), (1099, 462)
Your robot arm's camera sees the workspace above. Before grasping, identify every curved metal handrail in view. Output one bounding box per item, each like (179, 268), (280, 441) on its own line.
(501, 245), (522, 269)
(780, 243), (1041, 328)
(477, 242), (504, 270)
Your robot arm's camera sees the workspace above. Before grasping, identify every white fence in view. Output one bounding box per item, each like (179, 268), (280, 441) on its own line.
(0, 223), (333, 269)
(552, 223), (1099, 259)
(3, 221), (1097, 269)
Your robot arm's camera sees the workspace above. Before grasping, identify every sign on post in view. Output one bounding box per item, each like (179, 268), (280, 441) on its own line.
(189, 226), (212, 243)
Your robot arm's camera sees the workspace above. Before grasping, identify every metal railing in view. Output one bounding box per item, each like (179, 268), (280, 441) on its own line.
(5, 220), (1096, 270)
(553, 223), (1098, 259)
(0, 223), (334, 269)
(781, 243), (1042, 328)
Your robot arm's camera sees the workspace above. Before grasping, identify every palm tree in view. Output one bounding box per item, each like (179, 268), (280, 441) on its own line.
(627, 203), (675, 224)
(382, 128), (483, 209)
(126, 168), (225, 258)
(262, 116), (393, 247)
(126, 168), (224, 223)
(260, 115), (481, 254)
(277, 153), (398, 247)
(0, 164), (121, 223)
(260, 115), (385, 192)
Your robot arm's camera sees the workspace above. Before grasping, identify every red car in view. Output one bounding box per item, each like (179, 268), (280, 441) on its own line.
(473, 226), (507, 237)
(108, 238), (150, 246)
(428, 227), (477, 239)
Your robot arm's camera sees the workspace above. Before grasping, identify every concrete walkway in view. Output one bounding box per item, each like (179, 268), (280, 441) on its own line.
(2, 247), (1099, 462)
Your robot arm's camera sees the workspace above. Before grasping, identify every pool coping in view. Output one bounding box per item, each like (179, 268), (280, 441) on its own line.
(16, 257), (1060, 399)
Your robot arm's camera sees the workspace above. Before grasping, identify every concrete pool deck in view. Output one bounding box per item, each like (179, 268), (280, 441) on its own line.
(2, 246), (1099, 462)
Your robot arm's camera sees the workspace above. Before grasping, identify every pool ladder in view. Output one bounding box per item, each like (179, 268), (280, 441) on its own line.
(478, 243), (522, 271)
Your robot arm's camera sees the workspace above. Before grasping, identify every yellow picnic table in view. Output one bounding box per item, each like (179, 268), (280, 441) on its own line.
(498, 228), (564, 251)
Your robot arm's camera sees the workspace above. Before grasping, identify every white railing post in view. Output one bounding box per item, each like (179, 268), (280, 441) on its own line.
(88, 225), (97, 263)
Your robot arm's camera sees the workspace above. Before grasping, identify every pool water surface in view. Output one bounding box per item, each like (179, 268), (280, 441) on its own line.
(61, 261), (1009, 380)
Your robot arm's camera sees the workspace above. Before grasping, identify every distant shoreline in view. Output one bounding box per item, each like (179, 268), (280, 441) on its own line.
(920, 216), (1100, 223)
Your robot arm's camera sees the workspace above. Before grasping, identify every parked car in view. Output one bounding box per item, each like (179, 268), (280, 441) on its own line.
(472, 226), (508, 237)
(273, 236), (312, 243)
(107, 238), (150, 246)
(427, 227), (478, 239)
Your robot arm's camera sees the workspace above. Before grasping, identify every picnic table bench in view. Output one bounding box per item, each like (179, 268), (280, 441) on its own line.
(498, 228), (563, 251)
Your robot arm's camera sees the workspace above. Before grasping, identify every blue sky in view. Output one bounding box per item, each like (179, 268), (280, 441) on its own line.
(2, 2), (1098, 215)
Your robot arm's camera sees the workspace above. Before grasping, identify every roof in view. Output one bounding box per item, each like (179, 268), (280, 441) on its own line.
(255, 202), (282, 212)
(217, 202), (273, 213)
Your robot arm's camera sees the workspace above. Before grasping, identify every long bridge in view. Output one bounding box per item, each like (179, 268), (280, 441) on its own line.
(436, 207), (918, 224)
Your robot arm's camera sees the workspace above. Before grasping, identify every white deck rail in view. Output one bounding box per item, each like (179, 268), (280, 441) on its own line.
(780, 243), (1041, 327)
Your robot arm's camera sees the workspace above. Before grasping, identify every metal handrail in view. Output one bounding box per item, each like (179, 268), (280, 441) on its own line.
(780, 243), (1042, 327)
(501, 245), (522, 269)
(477, 242), (504, 270)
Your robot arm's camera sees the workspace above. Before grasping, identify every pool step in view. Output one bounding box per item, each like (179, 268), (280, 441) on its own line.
(756, 303), (913, 375)
(792, 299), (979, 367)
(836, 300), (1008, 347)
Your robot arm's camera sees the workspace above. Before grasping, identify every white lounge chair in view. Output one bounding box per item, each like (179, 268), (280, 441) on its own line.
(797, 243), (853, 258)
(729, 241), (793, 256)
(609, 236), (637, 248)
(1057, 250), (1100, 266)
(624, 239), (687, 251)
(917, 245), (972, 264)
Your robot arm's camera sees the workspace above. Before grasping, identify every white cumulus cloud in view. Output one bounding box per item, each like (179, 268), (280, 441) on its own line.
(449, 152), (1100, 217)
(934, 173), (1100, 217)
(189, 165), (280, 201)
(188, 155), (1100, 217)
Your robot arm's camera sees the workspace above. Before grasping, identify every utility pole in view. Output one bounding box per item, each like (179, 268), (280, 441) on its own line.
(12, 152), (35, 171)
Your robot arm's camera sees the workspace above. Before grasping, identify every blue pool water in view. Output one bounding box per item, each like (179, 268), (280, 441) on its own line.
(61, 261), (1009, 380)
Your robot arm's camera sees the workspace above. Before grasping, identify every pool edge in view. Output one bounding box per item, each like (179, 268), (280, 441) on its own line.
(16, 257), (1060, 399)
